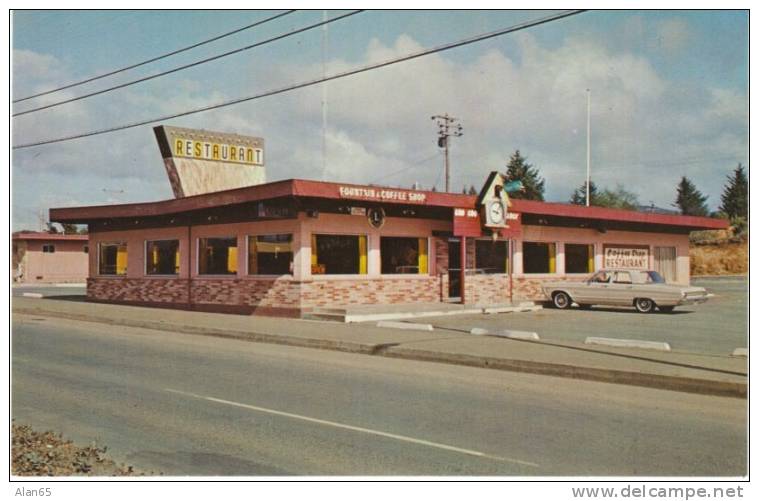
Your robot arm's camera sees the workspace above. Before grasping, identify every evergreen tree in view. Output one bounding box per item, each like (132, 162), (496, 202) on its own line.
(720, 164), (748, 220)
(467, 185), (478, 195)
(674, 176), (709, 216)
(504, 150), (545, 201)
(570, 181), (598, 205)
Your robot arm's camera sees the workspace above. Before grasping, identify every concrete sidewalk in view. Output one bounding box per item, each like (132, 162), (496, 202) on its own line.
(12, 296), (747, 398)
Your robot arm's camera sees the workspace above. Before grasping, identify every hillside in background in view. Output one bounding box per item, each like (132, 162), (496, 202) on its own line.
(689, 229), (748, 276)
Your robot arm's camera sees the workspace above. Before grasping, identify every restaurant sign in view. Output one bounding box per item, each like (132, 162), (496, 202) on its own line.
(604, 246), (649, 269)
(337, 186), (427, 204)
(154, 125), (266, 198)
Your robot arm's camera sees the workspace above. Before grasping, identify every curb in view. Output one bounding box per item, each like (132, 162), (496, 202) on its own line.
(498, 330), (540, 341)
(13, 307), (746, 399)
(732, 348), (748, 357)
(585, 337), (671, 352)
(22, 293), (44, 298)
(376, 321), (433, 331)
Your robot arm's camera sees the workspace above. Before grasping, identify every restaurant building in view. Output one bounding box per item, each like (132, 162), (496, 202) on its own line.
(49, 177), (728, 316)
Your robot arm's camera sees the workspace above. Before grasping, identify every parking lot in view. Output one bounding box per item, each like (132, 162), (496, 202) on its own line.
(12, 278), (747, 357)
(412, 276), (747, 356)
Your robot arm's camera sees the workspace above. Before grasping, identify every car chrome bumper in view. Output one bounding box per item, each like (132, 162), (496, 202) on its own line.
(678, 293), (714, 305)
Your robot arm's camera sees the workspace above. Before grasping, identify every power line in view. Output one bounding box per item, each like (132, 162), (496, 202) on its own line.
(12, 10), (363, 117)
(13, 10), (584, 150)
(13, 10), (297, 104)
(369, 151), (441, 184)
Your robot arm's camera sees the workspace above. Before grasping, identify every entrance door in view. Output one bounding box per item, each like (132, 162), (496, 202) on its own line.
(654, 247), (677, 283)
(448, 238), (461, 300)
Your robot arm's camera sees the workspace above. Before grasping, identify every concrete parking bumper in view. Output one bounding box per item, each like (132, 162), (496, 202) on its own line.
(12, 297), (747, 399)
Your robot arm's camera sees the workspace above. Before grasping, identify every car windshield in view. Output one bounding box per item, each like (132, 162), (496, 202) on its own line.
(645, 271), (666, 283)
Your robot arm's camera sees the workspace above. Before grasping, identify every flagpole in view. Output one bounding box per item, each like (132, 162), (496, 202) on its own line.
(586, 88), (591, 207)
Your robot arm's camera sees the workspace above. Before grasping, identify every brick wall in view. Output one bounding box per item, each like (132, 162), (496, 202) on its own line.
(464, 274), (510, 304)
(301, 277), (441, 307)
(88, 275), (444, 312)
(88, 278), (189, 303)
(433, 237), (448, 273)
(190, 279), (300, 308)
(512, 275), (588, 301)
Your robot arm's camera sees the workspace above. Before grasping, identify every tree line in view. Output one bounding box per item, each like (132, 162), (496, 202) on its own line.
(492, 150), (746, 230)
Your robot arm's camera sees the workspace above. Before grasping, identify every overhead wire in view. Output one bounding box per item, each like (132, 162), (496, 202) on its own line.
(369, 151), (442, 185)
(13, 10), (584, 150)
(13, 10), (296, 104)
(12, 10), (363, 117)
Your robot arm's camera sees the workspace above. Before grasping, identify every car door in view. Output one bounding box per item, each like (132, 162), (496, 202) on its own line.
(607, 271), (634, 305)
(582, 271), (611, 304)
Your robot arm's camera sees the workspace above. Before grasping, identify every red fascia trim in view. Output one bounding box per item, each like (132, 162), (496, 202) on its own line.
(49, 177), (728, 231)
(511, 199), (729, 230)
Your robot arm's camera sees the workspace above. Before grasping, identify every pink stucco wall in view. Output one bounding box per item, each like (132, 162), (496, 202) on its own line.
(514, 225), (690, 284)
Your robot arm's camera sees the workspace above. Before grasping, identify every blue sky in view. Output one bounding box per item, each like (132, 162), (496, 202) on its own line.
(11, 10), (748, 230)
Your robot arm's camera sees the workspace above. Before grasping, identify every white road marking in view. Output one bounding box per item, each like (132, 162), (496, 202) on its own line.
(165, 387), (539, 468)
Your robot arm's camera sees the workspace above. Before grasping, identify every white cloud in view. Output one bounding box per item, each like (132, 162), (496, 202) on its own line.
(11, 23), (748, 230)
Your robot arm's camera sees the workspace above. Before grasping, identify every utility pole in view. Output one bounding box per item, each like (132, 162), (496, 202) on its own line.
(321, 10), (329, 180)
(431, 113), (463, 192)
(585, 88), (591, 207)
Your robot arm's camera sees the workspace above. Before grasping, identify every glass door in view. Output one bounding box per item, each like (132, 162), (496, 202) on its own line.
(448, 238), (461, 300)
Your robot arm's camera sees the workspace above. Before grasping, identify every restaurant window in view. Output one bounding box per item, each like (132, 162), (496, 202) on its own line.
(311, 234), (367, 275)
(523, 242), (556, 274)
(42, 244), (55, 253)
(565, 244), (594, 274)
(248, 234), (293, 275)
(475, 240), (508, 274)
(380, 237), (428, 274)
(146, 240), (180, 275)
(198, 237), (237, 275)
(99, 242), (127, 275)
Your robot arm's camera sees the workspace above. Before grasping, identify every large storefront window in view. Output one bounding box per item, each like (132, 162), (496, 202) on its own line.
(99, 242), (127, 276)
(198, 237), (237, 275)
(380, 237), (428, 274)
(475, 240), (508, 274)
(146, 240), (180, 275)
(248, 234), (293, 275)
(565, 243), (594, 274)
(523, 242), (556, 274)
(312, 234), (367, 275)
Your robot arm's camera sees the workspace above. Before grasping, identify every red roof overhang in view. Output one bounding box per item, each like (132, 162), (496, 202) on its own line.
(510, 199), (728, 230)
(49, 178), (728, 232)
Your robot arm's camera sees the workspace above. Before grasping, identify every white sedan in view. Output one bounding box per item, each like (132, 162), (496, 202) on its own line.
(541, 269), (712, 313)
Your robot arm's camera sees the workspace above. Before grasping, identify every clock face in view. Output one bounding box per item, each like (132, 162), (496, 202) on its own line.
(367, 207), (386, 229)
(489, 201), (504, 224)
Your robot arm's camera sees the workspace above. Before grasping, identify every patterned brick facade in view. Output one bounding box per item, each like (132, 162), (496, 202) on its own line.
(300, 277), (441, 308)
(512, 275), (589, 301)
(464, 274), (510, 304)
(87, 278), (189, 304)
(88, 275), (445, 314)
(191, 278), (300, 308)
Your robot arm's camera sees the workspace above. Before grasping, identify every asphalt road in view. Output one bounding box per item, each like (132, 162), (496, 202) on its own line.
(12, 315), (746, 476)
(418, 277), (747, 356)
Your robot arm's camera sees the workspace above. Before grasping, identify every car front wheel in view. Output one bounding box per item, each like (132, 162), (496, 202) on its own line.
(634, 298), (655, 313)
(552, 291), (572, 309)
